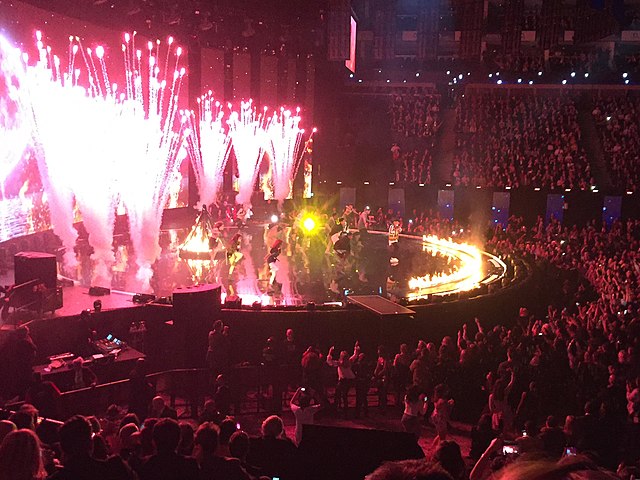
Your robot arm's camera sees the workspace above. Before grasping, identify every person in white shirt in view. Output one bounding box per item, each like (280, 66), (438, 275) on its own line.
(290, 387), (322, 445)
(326, 343), (359, 415)
(401, 385), (427, 439)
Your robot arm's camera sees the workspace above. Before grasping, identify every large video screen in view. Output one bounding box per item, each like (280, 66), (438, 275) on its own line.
(0, 0), (190, 243)
(345, 15), (357, 74)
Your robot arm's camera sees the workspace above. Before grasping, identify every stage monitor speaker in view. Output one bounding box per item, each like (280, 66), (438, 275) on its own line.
(14, 252), (57, 289)
(224, 295), (242, 309)
(298, 424), (424, 480)
(89, 286), (111, 296)
(172, 284), (222, 367)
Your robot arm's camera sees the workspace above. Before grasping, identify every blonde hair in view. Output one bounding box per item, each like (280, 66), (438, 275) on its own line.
(0, 429), (46, 480)
(496, 457), (619, 480)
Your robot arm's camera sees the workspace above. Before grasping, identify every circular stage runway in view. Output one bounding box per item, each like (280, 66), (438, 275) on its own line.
(137, 223), (508, 308)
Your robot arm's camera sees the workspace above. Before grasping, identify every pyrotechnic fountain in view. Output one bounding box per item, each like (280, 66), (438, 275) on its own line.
(264, 108), (304, 202)
(23, 31), (186, 290)
(227, 100), (268, 207)
(182, 92), (231, 207)
(115, 34), (187, 292)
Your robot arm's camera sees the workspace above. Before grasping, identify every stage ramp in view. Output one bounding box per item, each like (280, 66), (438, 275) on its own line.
(346, 295), (415, 316)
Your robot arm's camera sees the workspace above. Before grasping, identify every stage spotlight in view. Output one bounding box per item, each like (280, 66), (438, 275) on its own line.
(270, 214), (279, 224)
(302, 216), (316, 233)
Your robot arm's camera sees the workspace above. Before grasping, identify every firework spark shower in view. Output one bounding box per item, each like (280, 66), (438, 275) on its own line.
(227, 99), (268, 207)
(183, 92), (232, 208)
(265, 107), (304, 202)
(23, 31), (187, 290)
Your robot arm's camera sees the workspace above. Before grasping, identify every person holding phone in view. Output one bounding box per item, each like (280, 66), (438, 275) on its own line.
(401, 385), (427, 439)
(290, 387), (322, 446)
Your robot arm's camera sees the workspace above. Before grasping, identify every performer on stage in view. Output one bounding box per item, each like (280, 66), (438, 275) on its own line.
(357, 206), (372, 237)
(227, 233), (244, 276)
(266, 239), (283, 293)
(388, 218), (401, 253)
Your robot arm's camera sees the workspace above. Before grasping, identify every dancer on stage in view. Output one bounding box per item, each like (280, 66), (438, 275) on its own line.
(388, 218), (401, 253)
(265, 239), (283, 294)
(227, 233), (244, 276)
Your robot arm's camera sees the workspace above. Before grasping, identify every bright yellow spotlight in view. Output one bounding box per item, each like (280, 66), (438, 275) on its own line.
(302, 216), (316, 233)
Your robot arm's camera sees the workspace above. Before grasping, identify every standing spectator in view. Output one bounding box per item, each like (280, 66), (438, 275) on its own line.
(326, 344), (358, 415)
(139, 418), (199, 480)
(401, 385), (428, 439)
(206, 320), (229, 379)
(282, 328), (299, 366)
(0, 429), (46, 480)
(127, 359), (154, 422)
(488, 371), (515, 435)
(393, 344), (413, 409)
(213, 375), (232, 417)
(353, 352), (373, 418)
(431, 384), (455, 447)
(373, 346), (392, 413)
(290, 386), (322, 446)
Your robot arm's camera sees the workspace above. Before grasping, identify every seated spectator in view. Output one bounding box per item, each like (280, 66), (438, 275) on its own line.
(218, 418), (239, 457)
(229, 431), (264, 478)
(178, 422), (195, 457)
(192, 422), (251, 480)
(431, 441), (467, 480)
(0, 420), (16, 444)
(366, 459), (453, 480)
(149, 396), (178, 420)
(48, 415), (130, 480)
(0, 428), (46, 480)
(71, 357), (97, 390)
(139, 418), (199, 480)
(247, 415), (299, 480)
(25, 373), (61, 419)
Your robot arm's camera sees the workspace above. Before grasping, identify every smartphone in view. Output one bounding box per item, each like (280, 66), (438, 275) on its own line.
(502, 445), (518, 455)
(300, 387), (306, 392)
(522, 430), (528, 437)
(106, 334), (113, 341)
(236, 423), (241, 430)
(423, 396), (428, 402)
(565, 446), (576, 456)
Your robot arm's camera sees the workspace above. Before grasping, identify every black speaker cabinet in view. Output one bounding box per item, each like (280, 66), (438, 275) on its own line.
(172, 284), (221, 367)
(299, 424), (424, 480)
(14, 251), (57, 289)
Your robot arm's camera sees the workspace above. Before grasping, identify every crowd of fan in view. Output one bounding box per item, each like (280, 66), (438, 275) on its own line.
(1, 211), (640, 479)
(389, 94), (441, 139)
(391, 144), (433, 185)
(592, 96), (640, 191)
(452, 94), (594, 190)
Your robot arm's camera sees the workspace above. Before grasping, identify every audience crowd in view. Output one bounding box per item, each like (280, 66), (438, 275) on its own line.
(391, 144), (433, 185)
(453, 94), (594, 190)
(389, 94), (441, 139)
(592, 95), (640, 191)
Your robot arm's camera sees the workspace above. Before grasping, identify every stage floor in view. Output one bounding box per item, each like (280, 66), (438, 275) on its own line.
(2, 223), (506, 318)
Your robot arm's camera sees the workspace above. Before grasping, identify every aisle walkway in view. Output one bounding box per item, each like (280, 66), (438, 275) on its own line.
(431, 107), (458, 185)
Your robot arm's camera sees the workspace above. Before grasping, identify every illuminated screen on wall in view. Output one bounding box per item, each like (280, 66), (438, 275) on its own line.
(345, 15), (356, 73)
(0, 0), (190, 243)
